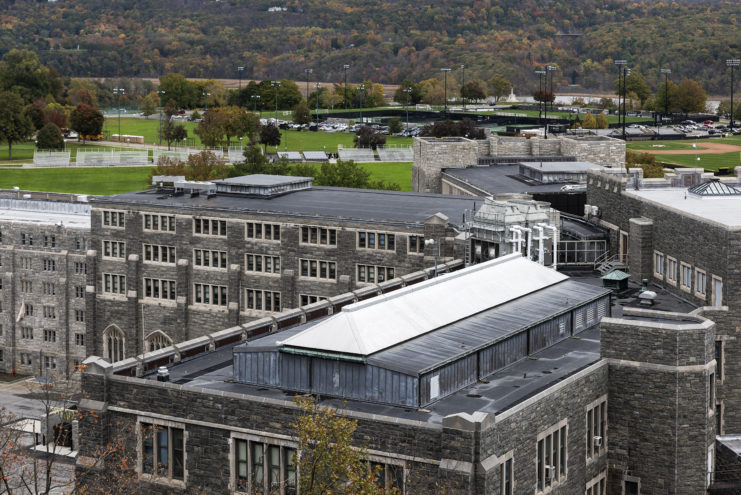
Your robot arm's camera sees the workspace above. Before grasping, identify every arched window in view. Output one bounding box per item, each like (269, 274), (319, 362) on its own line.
(103, 325), (125, 363)
(146, 331), (173, 353)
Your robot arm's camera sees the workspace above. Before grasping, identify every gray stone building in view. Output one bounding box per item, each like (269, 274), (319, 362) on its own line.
(586, 166), (741, 435)
(76, 255), (720, 494)
(0, 193), (91, 378)
(86, 175), (477, 364)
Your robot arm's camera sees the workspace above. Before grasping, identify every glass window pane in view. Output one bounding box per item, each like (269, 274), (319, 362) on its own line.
(172, 428), (184, 480)
(157, 428), (169, 471)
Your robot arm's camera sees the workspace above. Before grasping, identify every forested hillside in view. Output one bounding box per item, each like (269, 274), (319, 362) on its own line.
(1, 0), (739, 93)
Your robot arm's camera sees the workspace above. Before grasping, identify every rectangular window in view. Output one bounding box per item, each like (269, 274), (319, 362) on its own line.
(586, 471), (607, 495)
(143, 214), (176, 232)
(712, 276), (723, 307)
(680, 262), (692, 292)
(194, 284), (228, 306)
(500, 451), (513, 495)
(42, 282), (55, 295)
(102, 240), (126, 259)
(653, 251), (665, 278)
(44, 356), (57, 370)
(245, 254), (281, 274)
(408, 235), (425, 254)
(300, 294), (326, 306)
(20, 353), (32, 366)
(193, 217), (227, 236)
(356, 230), (395, 251)
(20, 257), (33, 269)
(144, 278), (177, 301)
(233, 438), (297, 495)
(140, 422), (185, 482)
(299, 258), (336, 280)
(536, 420), (568, 492)
(75, 286), (85, 298)
(715, 340), (723, 383)
(301, 226), (338, 246)
(21, 327), (33, 339)
(43, 259), (56, 271)
(75, 262), (87, 275)
(103, 274), (127, 295)
(695, 268), (707, 298)
(43, 235), (56, 248)
(43, 306), (56, 319)
(75, 310), (85, 322)
(586, 397), (607, 461)
(666, 257), (678, 285)
(44, 329), (56, 342)
(192, 249), (227, 269)
(25, 304), (34, 316)
(246, 222), (281, 241)
(357, 264), (395, 284)
(709, 373), (715, 414)
(21, 280), (33, 293)
(244, 289), (281, 313)
(143, 244), (176, 264)
(75, 333), (85, 346)
(102, 210), (125, 228)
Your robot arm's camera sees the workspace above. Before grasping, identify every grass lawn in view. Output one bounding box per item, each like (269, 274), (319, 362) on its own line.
(0, 167), (153, 195)
(652, 152), (740, 172)
(296, 161), (412, 191)
(103, 117), (201, 145)
(627, 141), (700, 151)
(267, 131), (412, 153)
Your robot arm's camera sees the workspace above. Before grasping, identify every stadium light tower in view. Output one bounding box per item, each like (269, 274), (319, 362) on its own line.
(157, 89), (165, 147)
(404, 87), (413, 131)
(343, 64), (350, 110)
(237, 66), (244, 90)
(441, 68), (452, 113)
(251, 95), (260, 115)
(545, 65), (557, 138)
(660, 68), (671, 126)
(535, 70), (546, 126)
(304, 68), (313, 101)
(359, 84), (365, 123)
(315, 82), (321, 122)
(614, 60), (627, 139)
(727, 60), (739, 131)
(460, 64), (466, 111)
(271, 81), (280, 120)
(113, 87), (125, 143)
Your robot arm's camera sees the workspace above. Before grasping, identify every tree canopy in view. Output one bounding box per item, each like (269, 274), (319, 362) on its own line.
(0, 90), (33, 159)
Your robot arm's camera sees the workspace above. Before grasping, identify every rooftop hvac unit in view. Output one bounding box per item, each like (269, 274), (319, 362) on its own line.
(584, 204), (592, 216)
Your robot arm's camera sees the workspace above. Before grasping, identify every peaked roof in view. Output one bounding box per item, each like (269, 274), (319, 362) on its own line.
(279, 254), (568, 357)
(688, 178), (741, 197)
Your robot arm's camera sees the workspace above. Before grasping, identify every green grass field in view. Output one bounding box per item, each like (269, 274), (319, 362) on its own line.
(0, 141), (136, 165)
(651, 152), (740, 172)
(103, 117), (201, 145)
(627, 142), (700, 151)
(0, 167), (152, 195)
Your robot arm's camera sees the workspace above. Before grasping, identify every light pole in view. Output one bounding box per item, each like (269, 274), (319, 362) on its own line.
(460, 64), (466, 111)
(157, 89), (165, 147)
(237, 66), (244, 90)
(614, 60), (627, 139)
(202, 92), (211, 112)
(271, 81), (280, 120)
(660, 68), (671, 127)
(425, 239), (439, 277)
(251, 95), (261, 115)
(359, 84), (365, 123)
(404, 87), (412, 131)
(304, 68), (313, 101)
(113, 87), (125, 143)
(343, 64), (350, 110)
(535, 70), (545, 129)
(441, 68), (451, 113)
(547, 65), (557, 112)
(545, 65), (557, 138)
(315, 82), (321, 123)
(727, 60), (739, 131)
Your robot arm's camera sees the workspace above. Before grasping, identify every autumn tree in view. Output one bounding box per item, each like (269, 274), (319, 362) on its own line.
(0, 90), (33, 159)
(69, 103), (104, 143)
(596, 113), (609, 129)
(392, 80), (424, 105)
(532, 89), (555, 104)
(615, 71), (651, 107)
(354, 125), (386, 150)
(220, 106), (254, 147)
(24, 100), (46, 130)
(653, 80), (681, 114)
(582, 113), (597, 129)
(159, 73), (200, 109)
(150, 151), (228, 182)
(141, 91), (159, 118)
(488, 76), (511, 102)
(676, 78), (707, 114)
(461, 79), (488, 102)
(194, 108), (226, 148)
(292, 100), (312, 125)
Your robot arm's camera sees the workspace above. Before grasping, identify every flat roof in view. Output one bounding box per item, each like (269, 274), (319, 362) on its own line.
(442, 166), (567, 195)
(0, 200), (90, 229)
(625, 188), (741, 229)
(215, 174), (313, 186)
(279, 255), (568, 357)
(94, 187), (480, 228)
(520, 161), (604, 173)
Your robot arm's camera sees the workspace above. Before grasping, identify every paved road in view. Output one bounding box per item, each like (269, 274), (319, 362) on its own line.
(0, 377), (69, 419)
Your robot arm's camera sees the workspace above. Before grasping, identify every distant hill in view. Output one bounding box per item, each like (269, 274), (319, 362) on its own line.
(1, 0), (739, 94)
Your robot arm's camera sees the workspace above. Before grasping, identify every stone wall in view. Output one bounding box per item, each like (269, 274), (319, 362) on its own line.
(561, 136), (626, 168)
(412, 137), (479, 193)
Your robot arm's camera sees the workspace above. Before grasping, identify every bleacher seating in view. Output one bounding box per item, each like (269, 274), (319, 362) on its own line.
(32, 151), (71, 167)
(302, 151), (328, 161)
(153, 150), (189, 164)
(377, 147), (413, 162)
(277, 151), (303, 161)
(337, 148), (376, 162)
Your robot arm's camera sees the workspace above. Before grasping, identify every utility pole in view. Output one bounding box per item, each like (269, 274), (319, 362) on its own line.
(343, 64), (350, 110)
(441, 68), (451, 113)
(460, 64), (466, 111)
(113, 87), (125, 143)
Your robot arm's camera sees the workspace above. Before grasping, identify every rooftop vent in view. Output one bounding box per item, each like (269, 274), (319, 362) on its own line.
(214, 174), (313, 197)
(687, 178), (741, 197)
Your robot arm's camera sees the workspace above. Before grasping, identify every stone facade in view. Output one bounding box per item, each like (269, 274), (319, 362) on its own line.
(413, 135), (626, 194)
(88, 196), (466, 363)
(0, 196), (91, 378)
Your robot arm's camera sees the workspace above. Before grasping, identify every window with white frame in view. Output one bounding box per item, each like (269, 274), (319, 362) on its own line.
(25, 304), (34, 316)
(246, 222), (280, 241)
(586, 471), (607, 495)
(143, 213), (176, 232)
(712, 275), (723, 307)
(586, 397), (607, 461)
(500, 450), (514, 495)
(43, 235), (56, 248)
(653, 251), (665, 278)
(357, 264), (395, 284)
(666, 257), (677, 285)
(680, 262), (692, 292)
(102, 210), (125, 228)
(244, 289), (281, 312)
(103, 274), (127, 295)
(300, 294), (326, 306)
(233, 437), (296, 494)
(103, 326), (125, 362)
(194, 284), (228, 306)
(144, 278), (176, 300)
(536, 420), (568, 492)
(695, 268), (707, 298)
(301, 226), (337, 246)
(193, 217), (227, 236)
(103, 240), (126, 259)
(193, 249), (227, 269)
(357, 230), (396, 251)
(299, 259), (336, 280)
(140, 420), (185, 483)
(75, 286), (85, 298)
(21, 280), (33, 293)
(245, 254), (280, 274)
(144, 244), (176, 264)
(408, 235), (425, 254)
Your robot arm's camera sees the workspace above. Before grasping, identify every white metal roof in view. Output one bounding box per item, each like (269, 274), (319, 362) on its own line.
(625, 188), (741, 229)
(280, 254), (567, 356)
